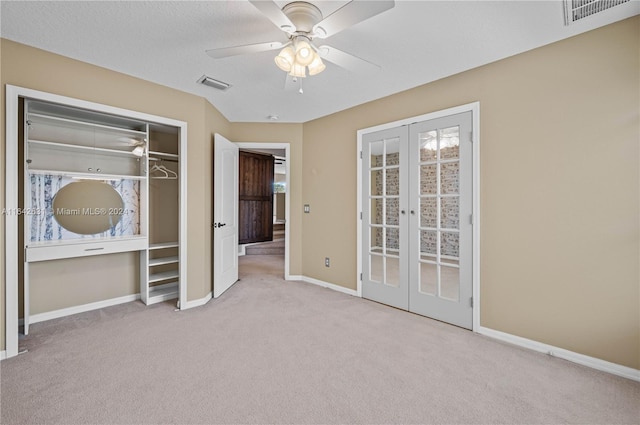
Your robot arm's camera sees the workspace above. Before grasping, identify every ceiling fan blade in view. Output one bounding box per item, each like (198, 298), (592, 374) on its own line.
(317, 45), (381, 73)
(249, 0), (295, 33)
(313, 0), (395, 39)
(206, 41), (284, 59)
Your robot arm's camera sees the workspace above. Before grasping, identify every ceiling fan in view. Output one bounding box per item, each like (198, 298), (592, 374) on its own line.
(206, 1), (395, 81)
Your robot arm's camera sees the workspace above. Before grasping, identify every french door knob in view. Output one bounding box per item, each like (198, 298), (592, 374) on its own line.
(401, 210), (406, 215)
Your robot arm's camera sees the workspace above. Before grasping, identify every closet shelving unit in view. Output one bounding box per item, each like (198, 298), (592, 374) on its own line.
(140, 125), (182, 305)
(21, 96), (186, 336)
(24, 101), (149, 263)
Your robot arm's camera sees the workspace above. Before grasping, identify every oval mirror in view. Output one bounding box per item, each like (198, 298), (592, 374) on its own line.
(52, 181), (124, 235)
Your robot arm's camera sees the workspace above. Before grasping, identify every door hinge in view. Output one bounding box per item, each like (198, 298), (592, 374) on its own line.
(360, 273), (363, 281)
(470, 297), (474, 307)
(469, 214), (473, 225)
(360, 211), (362, 220)
(469, 131), (473, 142)
(360, 151), (363, 159)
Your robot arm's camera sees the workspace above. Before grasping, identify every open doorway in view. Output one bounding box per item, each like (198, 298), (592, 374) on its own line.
(235, 143), (290, 280)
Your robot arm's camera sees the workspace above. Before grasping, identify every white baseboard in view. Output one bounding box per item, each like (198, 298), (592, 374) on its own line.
(180, 292), (212, 310)
(477, 326), (640, 382)
(0, 350), (6, 360)
(21, 294), (140, 326)
(289, 275), (358, 297)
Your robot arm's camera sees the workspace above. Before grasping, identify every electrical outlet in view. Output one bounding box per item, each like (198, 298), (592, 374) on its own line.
(325, 257), (330, 267)
(304, 204), (310, 213)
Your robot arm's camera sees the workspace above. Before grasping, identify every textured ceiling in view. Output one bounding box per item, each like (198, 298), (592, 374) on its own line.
(1, 1), (638, 123)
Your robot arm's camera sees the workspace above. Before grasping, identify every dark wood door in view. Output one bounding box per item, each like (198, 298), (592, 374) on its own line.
(239, 150), (274, 244)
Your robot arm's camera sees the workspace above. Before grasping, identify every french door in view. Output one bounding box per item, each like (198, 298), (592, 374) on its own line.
(362, 112), (473, 329)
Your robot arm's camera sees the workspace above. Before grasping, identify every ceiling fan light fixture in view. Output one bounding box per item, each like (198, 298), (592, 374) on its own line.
(275, 46), (295, 72)
(307, 54), (325, 76)
(294, 39), (314, 66)
(289, 63), (306, 78)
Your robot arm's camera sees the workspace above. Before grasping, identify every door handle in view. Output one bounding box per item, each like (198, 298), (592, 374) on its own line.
(213, 222), (227, 228)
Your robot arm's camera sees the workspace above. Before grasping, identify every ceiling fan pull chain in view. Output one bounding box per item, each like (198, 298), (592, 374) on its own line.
(299, 78), (304, 95)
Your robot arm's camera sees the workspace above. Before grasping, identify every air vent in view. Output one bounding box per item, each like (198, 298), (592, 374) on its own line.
(197, 75), (231, 91)
(563, 0), (631, 25)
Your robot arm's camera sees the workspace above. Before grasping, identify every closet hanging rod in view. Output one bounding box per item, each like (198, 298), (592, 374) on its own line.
(148, 156), (178, 163)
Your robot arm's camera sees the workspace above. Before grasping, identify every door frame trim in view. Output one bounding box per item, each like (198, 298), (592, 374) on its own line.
(356, 102), (480, 331)
(235, 142), (291, 280)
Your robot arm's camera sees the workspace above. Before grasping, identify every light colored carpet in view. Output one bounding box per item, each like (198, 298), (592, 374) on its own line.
(1, 255), (638, 424)
(245, 238), (285, 255)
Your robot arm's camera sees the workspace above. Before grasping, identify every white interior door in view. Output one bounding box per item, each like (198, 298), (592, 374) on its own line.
(361, 127), (409, 310)
(213, 134), (239, 298)
(361, 111), (474, 329)
(408, 112), (473, 329)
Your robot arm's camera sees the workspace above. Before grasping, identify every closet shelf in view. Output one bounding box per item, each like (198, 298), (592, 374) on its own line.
(28, 139), (144, 157)
(148, 281), (179, 304)
(149, 270), (179, 283)
(28, 112), (147, 137)
(149, 256), (179, 267)
(27, 169), (145, 180)
(149, 241), (179, 250)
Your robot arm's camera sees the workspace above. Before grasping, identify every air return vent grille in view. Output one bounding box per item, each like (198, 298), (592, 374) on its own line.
(197, 75), (231, 91)
(564, 0), (631, 25)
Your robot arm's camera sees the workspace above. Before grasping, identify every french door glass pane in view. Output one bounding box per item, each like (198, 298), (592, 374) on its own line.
(420, 164), (437, 194)
(386, 227), (399, 251)
(386, 256), (400, 287)
(371, 170), (383, 196)
(419, 130), (438, 162)
(370, 141), (384, 167)
(439, 126), (460, 160)
(370, 227), (383, 252)
(371, 198), (383, 225)
(386, 168), (399, 195)
(419, 262), (437, 295)
(385, 138), (400, 166)
(440, 265), (460, 301)
(440, 231), (459, 257)
(440, 162), (459, 194)
(420, 197), (437, 228)
(386, 198), (399, 225)
(441, 196), (459, 229)
(370, 254), (383, 283)
(420, 230), (437, 255)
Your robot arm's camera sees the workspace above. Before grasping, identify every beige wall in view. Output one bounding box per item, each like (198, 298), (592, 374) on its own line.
(2, 18), (638, 370)
(301, 17), (639, 369)
(229, 122), (304, 276)
(0, 39), (231, 349)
